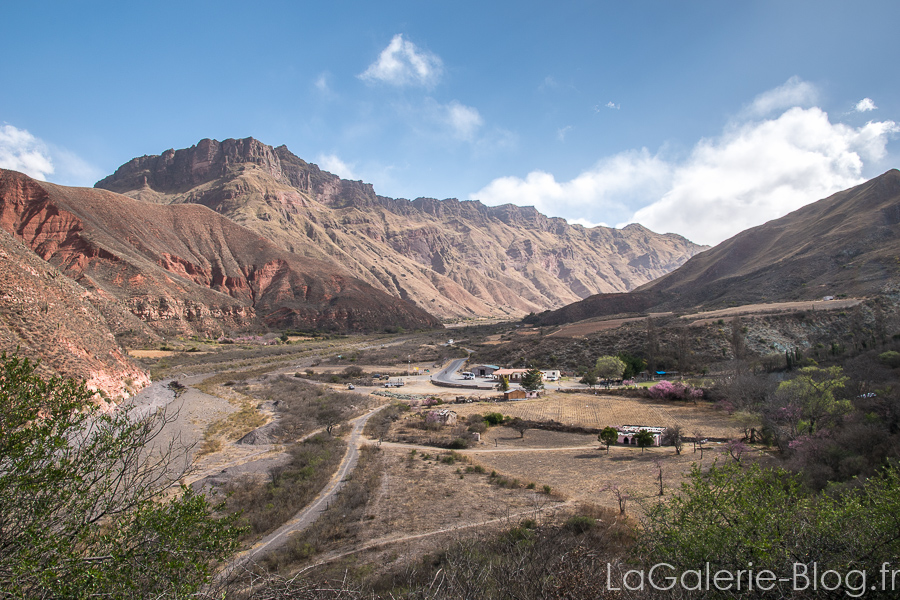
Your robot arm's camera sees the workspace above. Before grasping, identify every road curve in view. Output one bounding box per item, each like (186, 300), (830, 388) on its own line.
(235, 404), (387, 566)
(432, 358), (466, 384)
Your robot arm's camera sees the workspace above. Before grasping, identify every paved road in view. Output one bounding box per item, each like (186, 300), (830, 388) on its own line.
(234, 404), (387, 566)
(431, 357), (495, 390)
(432, 358), (466, 384)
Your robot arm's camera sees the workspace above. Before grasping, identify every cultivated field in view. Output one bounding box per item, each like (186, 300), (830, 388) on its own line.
(448, 392), (737, 439)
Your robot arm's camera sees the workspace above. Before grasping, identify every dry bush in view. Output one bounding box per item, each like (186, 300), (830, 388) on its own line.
(223, 435), (345, 540)
(235, 375), (364, 441)
(265, 445), (385, 572)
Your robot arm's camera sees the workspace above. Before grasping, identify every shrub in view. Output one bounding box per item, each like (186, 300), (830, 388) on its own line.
(484, 412), (504, 426)
(565, 515), (597, 533)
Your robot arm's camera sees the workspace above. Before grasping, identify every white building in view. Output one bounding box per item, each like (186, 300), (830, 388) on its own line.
(616, 425), (665, 447)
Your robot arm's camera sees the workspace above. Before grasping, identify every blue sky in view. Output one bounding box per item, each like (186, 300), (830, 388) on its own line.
(1, 0), (898, 245)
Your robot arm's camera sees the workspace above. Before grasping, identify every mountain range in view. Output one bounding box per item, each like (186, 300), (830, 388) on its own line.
(95, 138), (706, 320)
(5, 135), (893, 399)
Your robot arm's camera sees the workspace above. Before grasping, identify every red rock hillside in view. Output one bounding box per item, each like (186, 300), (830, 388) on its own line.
(0, 169), (443, 340)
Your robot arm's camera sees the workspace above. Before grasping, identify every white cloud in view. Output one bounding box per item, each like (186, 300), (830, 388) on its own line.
(0, 124), (54, 180)
(472, 78), (899, 246)
(0, 124), (102, 186)
(628, 107), (898, 244)
(473, 149), (672, 221)
(359, 34), (443, 87)
(605, 101), (620, 110)
(747, 76), (818, 116)
(557, 125), (573, 141)
(317, 153), (358, 180)
(855, 97), (878, 112)
(444, 101), (483, 141)
(314, 72), (332, 94)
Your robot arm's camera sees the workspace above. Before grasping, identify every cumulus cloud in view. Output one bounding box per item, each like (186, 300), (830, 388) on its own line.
(855, 97), (878, 112)
(605, 101), (620, 110)
(360, 34), (443, 87)
(0, 124), (103, 186)
(471, 77), (898, 246)
(317, 153), (358, 180)
(0, 124), (54, 180)
(747, 76), (818, 116)
(473, 149), (672, 222)
(628, 107), (898, 244)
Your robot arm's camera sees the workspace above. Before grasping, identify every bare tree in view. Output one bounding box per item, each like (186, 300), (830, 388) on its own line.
(601, 484), (630, 515)
(661, 424), (684, 455)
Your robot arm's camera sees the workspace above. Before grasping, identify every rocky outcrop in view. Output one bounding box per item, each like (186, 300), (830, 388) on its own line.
(96, 137), (708, 319)
(0, 169), (443, 339)
(0, 227), (150, 401)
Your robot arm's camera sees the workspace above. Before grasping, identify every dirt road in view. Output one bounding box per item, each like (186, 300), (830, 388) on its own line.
(235, 404), (387, 566)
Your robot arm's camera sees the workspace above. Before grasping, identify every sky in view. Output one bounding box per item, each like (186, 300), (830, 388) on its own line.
(1, 0), (898, 246)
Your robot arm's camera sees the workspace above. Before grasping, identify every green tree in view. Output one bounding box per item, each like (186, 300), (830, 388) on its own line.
(641, 462), (900, 592)
(599, 426), (618, 454)
(617, 352), (647, 379)
(0, 353), (241, 598)
(520, 368), (544, 392)
(775, 365), (851, 434)
(579, 369), (598, 389)
(496, 375), (510, 392)
(635, 429), (654, 453)
(595, 355), (626, 383)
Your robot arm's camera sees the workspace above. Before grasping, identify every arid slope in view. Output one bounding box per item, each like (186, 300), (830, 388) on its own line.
(530, 170), (900, 325)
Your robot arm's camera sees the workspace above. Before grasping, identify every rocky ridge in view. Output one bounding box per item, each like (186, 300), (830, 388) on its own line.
(97, 138), (708, 319)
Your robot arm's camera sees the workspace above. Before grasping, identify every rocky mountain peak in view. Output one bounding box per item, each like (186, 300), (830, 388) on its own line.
(96, 137), (286, 194)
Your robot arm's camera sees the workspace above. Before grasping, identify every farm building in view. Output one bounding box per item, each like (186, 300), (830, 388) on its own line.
(503, 389), (527, 400)
(616, 425), (665, 447)
(425, 409), (458, 426)
(470, 364), (500, 377)
(493, 368), (529, 382)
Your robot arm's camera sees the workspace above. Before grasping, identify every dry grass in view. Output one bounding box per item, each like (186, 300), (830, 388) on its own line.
(680, 298), (863, 324)
(198, 402), (269, 455)
(466, 440), (742, 515)
(447, 392), (737, 438)
(127, 349), (176, 358)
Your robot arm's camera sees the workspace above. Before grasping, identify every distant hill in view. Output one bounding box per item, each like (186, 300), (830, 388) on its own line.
(530, 169), (900, 326)
(0, 169), (443, 341)
(96, 137), (707, 319)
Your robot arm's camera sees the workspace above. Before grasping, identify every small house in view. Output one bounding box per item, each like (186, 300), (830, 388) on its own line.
(616, 425), (665, 447)
(540, 369), (560, 381)
(493, 368), (529, 382)
(504, 389), (527, 400)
